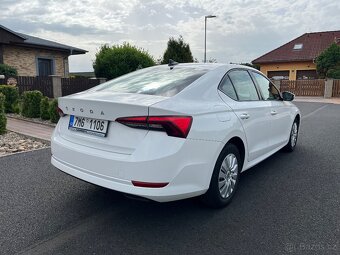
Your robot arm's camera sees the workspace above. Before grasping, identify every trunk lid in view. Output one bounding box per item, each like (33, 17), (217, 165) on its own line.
(57, 91), (168, 155)
(59, 91), (167, 120)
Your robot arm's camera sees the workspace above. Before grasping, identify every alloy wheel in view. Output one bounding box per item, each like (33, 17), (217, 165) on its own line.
(290, 122), (298, 147)
(218, 153), (238, 199)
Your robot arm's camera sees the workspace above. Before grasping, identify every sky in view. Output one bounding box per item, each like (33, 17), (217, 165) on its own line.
(0, 0), (339, 72)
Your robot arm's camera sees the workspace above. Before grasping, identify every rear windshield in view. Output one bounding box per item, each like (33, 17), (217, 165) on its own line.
(93, 66), (208, 97)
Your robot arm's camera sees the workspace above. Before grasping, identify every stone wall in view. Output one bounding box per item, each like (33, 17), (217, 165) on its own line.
(2, 45), (69, 77)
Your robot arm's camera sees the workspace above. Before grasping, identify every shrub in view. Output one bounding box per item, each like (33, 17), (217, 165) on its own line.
(49, 99), (60, 123)
(0, 114), (6, 135)
(0, 64), (18, 76)
(40, 96), (50, 120)
(12, 101), (21, 114)
(0, 85), (19, 113)
(0, 93), (6, 135)
(327, 68), (340, 79)
(0, 92), (5, 113)
(21, 90), (43, 118)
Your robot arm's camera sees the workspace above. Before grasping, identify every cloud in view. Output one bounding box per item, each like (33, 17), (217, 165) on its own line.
(0, 0), (339, 71)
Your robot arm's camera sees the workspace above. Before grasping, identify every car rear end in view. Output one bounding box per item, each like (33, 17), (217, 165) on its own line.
(51, 65), (223, 202)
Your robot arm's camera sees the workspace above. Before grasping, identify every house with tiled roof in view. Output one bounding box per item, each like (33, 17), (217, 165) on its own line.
(252, 30), (340, 80)
(0, 24), (87, 77)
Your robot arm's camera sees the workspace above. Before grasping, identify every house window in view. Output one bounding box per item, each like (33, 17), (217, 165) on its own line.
(37, 58), (54, 76)
(63, 58), (69, 77)
(296, 70), (318, 80)
(293, 43), (303, 50)
(267, 71), (289, 80)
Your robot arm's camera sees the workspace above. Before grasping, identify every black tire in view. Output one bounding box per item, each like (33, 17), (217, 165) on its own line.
(201, 143), (241, 208)
(283, 119), (299, 152)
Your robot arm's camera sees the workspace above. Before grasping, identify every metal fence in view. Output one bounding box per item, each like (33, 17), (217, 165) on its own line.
(61, 77), (101, 96)
(0, 76), (53, 98)
(280, 79), (325, 96)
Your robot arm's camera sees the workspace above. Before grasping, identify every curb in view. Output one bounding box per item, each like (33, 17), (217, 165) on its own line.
(4, 128), (52, 142)
(14, 131), (52, 143)
(0, 147), (50, 158)
(6, 115), (57, 128)
(294, 97), (340, 105)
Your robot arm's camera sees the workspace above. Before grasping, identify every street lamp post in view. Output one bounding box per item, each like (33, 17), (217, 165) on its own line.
(204, 15), (216, 63)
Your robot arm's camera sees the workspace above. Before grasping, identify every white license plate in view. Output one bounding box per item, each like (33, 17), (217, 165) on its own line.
(68, 115), (109, 137)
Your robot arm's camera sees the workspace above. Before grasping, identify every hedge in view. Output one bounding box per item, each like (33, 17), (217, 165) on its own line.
(40, 96), (50, 120)
(0, 85), (19, 113)
(0, 93), (6, 134)
(12, 100), (21, 114)
(21, 90), (43, 118)
(0, 93), (4, 113)
(49, 99), (60, 123)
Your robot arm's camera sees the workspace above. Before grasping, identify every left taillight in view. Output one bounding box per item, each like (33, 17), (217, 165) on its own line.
(57, 107), (65, 117)
(116, 116), (192, 138)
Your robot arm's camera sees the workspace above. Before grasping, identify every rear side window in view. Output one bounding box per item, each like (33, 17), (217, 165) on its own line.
(228, 70), (259, 101)
(94, 66), (208, 97)
(219, 75), (238, 100)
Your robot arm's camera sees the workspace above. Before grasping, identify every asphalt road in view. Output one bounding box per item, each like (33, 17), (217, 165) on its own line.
(0, 102), (339, 255)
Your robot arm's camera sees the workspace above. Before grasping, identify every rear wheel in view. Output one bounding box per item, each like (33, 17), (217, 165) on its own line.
(202, 144), (241, 208)
(283, 119), (299, 152)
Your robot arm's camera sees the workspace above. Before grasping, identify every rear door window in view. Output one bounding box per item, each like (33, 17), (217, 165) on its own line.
(228, 70), (259, 101)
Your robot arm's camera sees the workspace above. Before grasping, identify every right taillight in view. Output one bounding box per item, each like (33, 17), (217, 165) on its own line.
(116, 116), (192, 138)
(57, 107), (65, 117)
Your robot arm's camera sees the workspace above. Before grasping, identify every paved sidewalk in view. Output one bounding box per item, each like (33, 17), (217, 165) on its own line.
(7, 117), (55, 141)
(294, 96), (340, 104)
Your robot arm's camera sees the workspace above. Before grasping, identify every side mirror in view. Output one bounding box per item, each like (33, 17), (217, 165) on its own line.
(282, 91), (295, 101)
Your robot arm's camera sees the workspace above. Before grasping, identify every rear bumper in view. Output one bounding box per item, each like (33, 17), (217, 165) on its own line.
(51, 130), (223, 202)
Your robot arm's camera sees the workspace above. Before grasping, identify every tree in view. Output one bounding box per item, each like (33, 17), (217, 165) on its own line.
(93, 43), (155, 80)
(161, 36), (194, 64)
(0, 64), (17, 76)
(316, 43), (340, 79)
(327, 68), (340, 78)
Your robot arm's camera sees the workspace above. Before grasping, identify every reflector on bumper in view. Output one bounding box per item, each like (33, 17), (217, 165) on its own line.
(131, 181), (169, 188)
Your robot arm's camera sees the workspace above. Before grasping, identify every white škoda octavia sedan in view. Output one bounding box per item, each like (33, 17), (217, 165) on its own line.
(51, 63), (300, 208)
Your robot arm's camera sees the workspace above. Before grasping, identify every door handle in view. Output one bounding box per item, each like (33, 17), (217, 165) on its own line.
(270, 110), (278, 115)
(240, 113), (250, 119)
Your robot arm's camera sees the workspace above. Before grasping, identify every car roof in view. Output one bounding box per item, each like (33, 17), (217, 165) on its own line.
(162, 63), (256, 72)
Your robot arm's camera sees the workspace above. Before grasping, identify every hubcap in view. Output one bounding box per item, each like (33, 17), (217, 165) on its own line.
(218, 153), (238, 199)
(290, 122), (298, 147)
